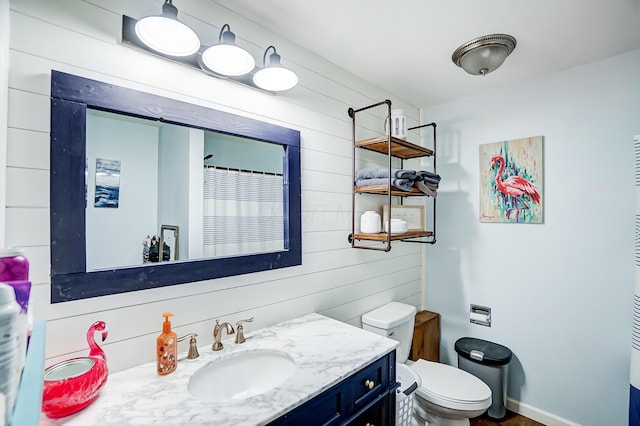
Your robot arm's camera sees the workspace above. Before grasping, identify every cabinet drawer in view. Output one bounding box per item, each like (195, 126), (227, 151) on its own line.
(347, 356), (389, 412)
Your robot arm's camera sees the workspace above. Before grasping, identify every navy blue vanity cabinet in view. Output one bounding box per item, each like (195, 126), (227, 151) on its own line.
(269, 351), (396, 426)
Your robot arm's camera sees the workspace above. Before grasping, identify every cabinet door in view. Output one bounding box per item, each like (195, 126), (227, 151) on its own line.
(268, 381), (345, 426)
(344, 392), (392, 426)
(347, 356), (389, 413)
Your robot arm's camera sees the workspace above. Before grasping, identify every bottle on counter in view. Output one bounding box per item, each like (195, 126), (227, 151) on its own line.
(157, 312), (177, 375)
(0, 248), (29, 282)
(0, 248), (32, 382)
(0, 283), (21, 426)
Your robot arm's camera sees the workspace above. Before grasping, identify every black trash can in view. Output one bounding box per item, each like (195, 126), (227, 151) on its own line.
(454, 337), (512, 420)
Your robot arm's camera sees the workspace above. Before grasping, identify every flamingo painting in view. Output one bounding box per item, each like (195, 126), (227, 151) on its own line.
(479, 136), (543, 223)
(42, 321), (109, 418)
(490, 155), (541, 222)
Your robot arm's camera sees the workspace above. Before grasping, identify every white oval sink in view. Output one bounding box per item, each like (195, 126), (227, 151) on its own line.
(187, 349), (296, 401)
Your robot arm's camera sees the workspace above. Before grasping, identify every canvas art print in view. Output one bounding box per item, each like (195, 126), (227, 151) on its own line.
(94, 158), (121, 208)
(479, 136), (543, 223)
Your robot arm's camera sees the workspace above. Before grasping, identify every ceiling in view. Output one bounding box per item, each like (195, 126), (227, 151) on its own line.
(213, 0), (640, 108)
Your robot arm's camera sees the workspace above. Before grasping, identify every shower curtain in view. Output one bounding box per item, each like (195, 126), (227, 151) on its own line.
(632, 134), (640, 425)
(203, 167), (284, 257)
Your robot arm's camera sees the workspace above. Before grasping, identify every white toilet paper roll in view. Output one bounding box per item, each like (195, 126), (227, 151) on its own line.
(470, 312), (490, 323)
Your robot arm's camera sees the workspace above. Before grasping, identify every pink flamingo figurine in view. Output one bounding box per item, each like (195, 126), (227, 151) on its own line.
(490, 155), (540, 222)
(42, 321), (108, 418)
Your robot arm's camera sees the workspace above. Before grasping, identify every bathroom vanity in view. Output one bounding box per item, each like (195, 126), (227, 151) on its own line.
(39, 313), (398, 425)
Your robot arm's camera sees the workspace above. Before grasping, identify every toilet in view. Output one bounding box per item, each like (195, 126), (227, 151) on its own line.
(362, 302), (491, 426)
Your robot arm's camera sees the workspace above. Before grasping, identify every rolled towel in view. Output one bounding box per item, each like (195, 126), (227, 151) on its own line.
(355, 178), (415, 192)
(356, 168), (417, 180)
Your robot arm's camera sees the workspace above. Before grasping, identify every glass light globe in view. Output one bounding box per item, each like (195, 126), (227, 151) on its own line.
(135, 16), (200, 57)
(202, 45), (255, 76)
(253, 67), (299, 92)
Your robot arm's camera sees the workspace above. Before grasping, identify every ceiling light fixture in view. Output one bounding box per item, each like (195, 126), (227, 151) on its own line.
(134, 0), (200, 57)
(253, 46), (299, 92)
(201, 24), (255, 76)
(452, 34), (516, 76)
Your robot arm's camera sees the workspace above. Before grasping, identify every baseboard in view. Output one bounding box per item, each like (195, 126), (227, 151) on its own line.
(506, 398), (581, 426)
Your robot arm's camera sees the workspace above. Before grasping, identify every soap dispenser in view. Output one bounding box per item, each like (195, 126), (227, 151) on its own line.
(157, 312), (177, 375)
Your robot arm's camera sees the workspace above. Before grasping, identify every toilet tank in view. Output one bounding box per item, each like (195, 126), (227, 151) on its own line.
(361, 302), (416, 363)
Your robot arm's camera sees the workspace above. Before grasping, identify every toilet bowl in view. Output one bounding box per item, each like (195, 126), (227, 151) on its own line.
(362, 302), (491, 426)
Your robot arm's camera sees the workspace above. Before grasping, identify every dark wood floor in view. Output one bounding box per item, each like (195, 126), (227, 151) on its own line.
(471, 411), (545, 426)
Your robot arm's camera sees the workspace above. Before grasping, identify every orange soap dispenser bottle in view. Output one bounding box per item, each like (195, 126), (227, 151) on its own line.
(157, 312), (178, 375)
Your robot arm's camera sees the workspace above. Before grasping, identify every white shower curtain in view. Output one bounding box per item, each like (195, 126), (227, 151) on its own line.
(631, 134), (640, 425)
(203, 167), (284, 257)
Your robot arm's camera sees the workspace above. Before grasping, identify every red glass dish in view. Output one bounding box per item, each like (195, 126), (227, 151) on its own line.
(42, 321), (108, 418)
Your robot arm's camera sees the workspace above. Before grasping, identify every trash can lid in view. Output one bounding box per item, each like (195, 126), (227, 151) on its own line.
(454, 337), (512, 365)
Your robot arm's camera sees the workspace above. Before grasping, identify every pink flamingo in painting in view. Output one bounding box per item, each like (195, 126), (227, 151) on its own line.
(42, 321), (109, 418)
(490, 155), (540, 222)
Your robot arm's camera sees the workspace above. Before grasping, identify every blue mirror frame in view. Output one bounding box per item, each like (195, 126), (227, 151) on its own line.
(50, 70), (301, 303)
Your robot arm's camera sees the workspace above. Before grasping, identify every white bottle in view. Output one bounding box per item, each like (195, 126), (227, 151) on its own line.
(0, 283), (20, 426)
(360, 211), (381, 234)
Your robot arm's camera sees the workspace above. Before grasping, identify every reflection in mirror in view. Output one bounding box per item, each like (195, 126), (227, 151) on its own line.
(159, 225), (178, 263)
(84, 110), (285, 270)
(50, 71), (301, 303)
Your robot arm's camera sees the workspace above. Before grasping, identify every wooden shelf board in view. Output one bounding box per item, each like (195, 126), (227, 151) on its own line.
(355, 184), (427, 196)
(355, 136), (434, 159)
(353, 230), (434, 242)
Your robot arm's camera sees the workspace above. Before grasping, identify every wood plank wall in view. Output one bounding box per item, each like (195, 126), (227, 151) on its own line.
(4, 0), (424, 372)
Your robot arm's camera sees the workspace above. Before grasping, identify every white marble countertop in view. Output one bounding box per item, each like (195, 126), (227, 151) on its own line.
(39, 313), (397, 425)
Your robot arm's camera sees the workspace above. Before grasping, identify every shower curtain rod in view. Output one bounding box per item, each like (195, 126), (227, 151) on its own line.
(204, 165), (283, 176)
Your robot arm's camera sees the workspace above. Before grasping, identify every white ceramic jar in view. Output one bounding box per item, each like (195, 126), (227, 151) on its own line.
(360, 211), (381, 234)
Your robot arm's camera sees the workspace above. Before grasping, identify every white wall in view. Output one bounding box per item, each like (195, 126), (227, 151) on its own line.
(422, 49), (640, 426)
(86, 111), (159, 270)
(157, 124), (202, 260)
(3, 0), (422, 375)
(0, 0), (9, 246)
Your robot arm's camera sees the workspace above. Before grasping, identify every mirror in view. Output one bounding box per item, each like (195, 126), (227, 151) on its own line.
(84, 110), (287, 269)
(50, 70), (301, 303)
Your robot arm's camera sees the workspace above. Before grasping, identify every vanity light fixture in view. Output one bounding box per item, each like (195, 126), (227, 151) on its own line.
(253, 46), (299, 92)
(201, 24), (256, 76)
(452, 34), (516, 76)
(134, 0), (200, 57)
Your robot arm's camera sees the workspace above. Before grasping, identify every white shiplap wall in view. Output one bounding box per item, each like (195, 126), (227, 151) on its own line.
(4, 0), (425, 372)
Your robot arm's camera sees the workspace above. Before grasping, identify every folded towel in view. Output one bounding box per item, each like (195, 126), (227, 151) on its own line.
(415, 170), (441, 182)
(356, 168), (417, 180)
(415, 181), (438, 197)
(419, 181), (439, 191)
(355, 178), (415, 192)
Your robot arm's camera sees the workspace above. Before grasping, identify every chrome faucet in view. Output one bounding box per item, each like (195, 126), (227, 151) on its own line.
(212, 320), (235, 351)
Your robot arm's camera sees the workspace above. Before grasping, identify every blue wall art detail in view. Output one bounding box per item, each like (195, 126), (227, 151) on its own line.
(94, 158), (121, 208)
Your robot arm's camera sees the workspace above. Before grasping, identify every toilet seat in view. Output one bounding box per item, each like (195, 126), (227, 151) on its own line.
(410, 359), (492, 411)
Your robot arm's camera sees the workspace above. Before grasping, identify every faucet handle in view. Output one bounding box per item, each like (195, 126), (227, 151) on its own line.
(235, 317), (254, 344)
(178, 333), (200, 359)
(236, 317), (254, 327)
